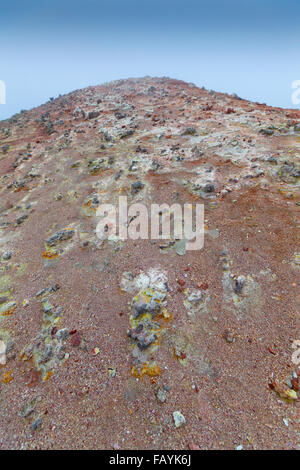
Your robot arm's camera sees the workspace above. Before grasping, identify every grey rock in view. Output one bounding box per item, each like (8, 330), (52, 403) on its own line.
(43, 343), (53, 361)
(46, 229), (74, 246)
(182, 127), (197, 136)
(131, 181), (144, 195)
(16, 214), (28, 225)
(128, 324), (157, 350)
(233, 275), (246, 294)
(132, 300), (161, 319)
(2, 251), (12, 260)
(259, 128), (274, 136)
(175, 239), (186, 256)
(156, 388), (167, 403)
(31, 417), (43, 432)
(115, 111), (126, 120)
(87, 110), (100, 120)
(294, 123), (300, 132)
(55, 328), (69, 340)
(2, 145), (10, 154)
(203, 183), (215, 193)
(173, 411), (186, 428)
(120, 129), (134, 139)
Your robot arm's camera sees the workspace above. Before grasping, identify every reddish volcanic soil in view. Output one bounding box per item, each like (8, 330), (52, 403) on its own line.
(0, 77), (299, 449)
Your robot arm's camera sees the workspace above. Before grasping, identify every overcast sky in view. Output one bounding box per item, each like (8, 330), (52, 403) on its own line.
(1, 0), (300, 119)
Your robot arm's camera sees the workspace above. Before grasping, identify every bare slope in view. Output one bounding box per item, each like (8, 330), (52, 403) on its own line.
(0, 77), (299, 449)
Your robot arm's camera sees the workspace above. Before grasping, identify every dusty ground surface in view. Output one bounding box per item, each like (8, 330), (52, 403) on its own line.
(0, 77), (299, 449)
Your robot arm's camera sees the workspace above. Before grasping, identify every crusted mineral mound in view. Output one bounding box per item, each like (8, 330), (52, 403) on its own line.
(0, 77), (299, 449)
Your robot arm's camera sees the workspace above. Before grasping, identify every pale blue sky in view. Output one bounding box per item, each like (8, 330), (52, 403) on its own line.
(1, 0), (299, 119)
